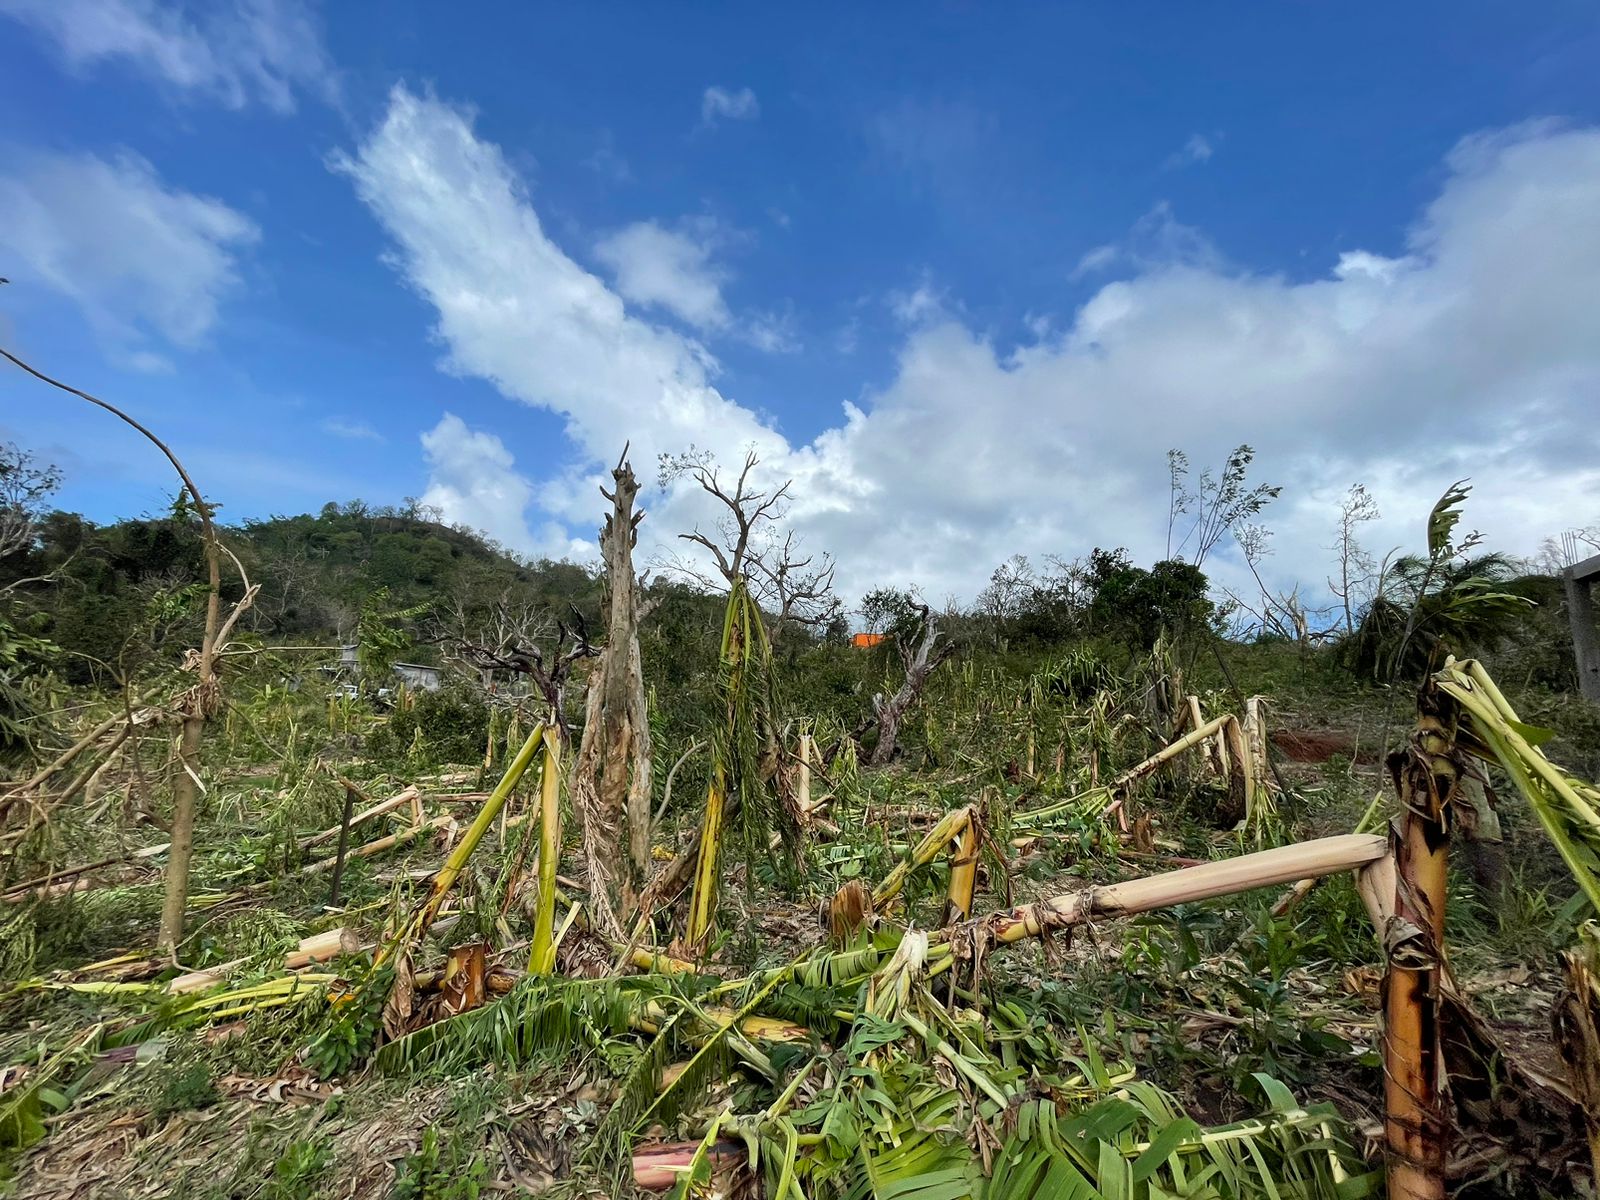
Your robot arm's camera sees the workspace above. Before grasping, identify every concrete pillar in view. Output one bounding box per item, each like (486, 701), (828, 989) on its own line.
(1569, 568), (1600, 703)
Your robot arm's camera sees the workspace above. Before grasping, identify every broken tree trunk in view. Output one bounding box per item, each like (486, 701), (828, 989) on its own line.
(0, 351), (265, 950)
(300, 815), (449, 876)
(1380, 685), (1458, 1200)
(1100, 714), (1231, 819)
(979, 833), (1387, 945)
(572, 453), (654, 939)
(869, 606), (955, 767)
(1555, 927), (1600, 1185)
(529, 726), (563, 974)
(376, 724), (546, 969)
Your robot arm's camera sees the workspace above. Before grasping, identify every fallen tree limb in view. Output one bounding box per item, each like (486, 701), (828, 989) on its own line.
(168, 928), (360, 994)
(2, 843), (170, 903)
(300, 815), (450, 876)
(300, 785), (419, 851)
(976, 833), (1388, 946)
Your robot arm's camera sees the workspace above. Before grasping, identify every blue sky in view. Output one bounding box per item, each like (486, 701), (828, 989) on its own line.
(2, 1), (1599, 609)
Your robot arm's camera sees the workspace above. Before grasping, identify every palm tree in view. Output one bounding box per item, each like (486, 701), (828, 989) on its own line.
(1344, 484), (1533, 683)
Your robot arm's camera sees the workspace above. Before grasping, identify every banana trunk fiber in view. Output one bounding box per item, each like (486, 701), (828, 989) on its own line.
(684, 768), (726, 953)
(1222, 715), (1251, 826)
(983, 833), (1386, 945)
(1555, 929), (1600, 1185)
(797, 732), (812, 816)
(529, 726), (563, 974)
(1381, 693), (1457, 1200)
(943, 809), (980, 923)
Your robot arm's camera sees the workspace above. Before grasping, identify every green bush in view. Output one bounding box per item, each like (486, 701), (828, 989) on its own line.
(366, 686), (489, 767)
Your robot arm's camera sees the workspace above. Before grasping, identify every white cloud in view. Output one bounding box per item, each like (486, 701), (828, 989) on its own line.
(342, 87), (1600, 610)
(700, 85), (759, 126)
(1071, 204), (1222, 280)
(887, 273), (951, 326)
(419, 414), (541, 553)
(1072, 243), (1119, 278)
(0, 147), (258, 354)
(1164, 132), (1216, 170)
(335, 85), (784, 536)
(745, 309), (801, 354)
(0, 0), (337, 113)
(321, 417), (384, 442)
(124, 349), (175, 374)
(593, 219), (731, 331)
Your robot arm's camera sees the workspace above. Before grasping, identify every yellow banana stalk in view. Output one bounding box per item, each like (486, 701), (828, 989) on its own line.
(529, 725), (563, 974)
(376, 721), (546, 971)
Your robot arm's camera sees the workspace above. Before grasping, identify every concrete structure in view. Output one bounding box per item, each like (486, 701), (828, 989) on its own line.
(393, 662), (443, 692)
(323, 645), (443, 692)
(1567, 552), (1600, 703)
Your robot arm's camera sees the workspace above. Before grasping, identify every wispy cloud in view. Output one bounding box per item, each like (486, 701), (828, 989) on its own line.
(0, 147), (258, 357)
(582, 132), (632, 183)
(320, 417), (384, 442)
(745, 308), (801, 354)
(1071, 243), (1119, 278)
(1163, 132), (1216, 170)
(886, 272), (950, 326)
(0, 0), (338, 113)
(700, 85), (759, 127)
(1074, 203), (1222, 279)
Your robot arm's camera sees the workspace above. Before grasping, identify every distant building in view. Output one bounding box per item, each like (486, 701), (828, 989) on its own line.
(393, 662), (443, 692)
(320, 645), (442, 692)
(851, 632), (886, 649)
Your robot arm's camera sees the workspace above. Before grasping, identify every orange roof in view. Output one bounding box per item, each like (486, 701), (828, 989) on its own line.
(851, 632), (886, 649)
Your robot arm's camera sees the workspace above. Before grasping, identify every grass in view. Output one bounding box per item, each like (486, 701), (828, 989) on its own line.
(0, 639), (1595, 1195)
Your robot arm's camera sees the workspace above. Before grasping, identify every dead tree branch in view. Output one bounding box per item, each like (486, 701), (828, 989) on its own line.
(869, 605), (956, 767)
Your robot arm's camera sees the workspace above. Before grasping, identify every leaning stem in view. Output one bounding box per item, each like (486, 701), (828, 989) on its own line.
(529, 726), (563, 974)
(375, 722), (546, 972)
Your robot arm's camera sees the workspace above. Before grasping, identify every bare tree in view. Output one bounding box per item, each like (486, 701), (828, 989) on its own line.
(1230, 522), (1333, 646)
(0, 441), (61, 562)
(1167, 444), (1282, 567)
(1539, 524), (1600, 573)
(748, 528), (842, 636)
(433, 591), (554, 689)
(976, 554), (1035, 631)
(869, 604), (956, 767)
(2, 349), (257, 950)
(659, 447), (839, 637)
(449, 608), (597, 738)
(1328, 483), (1381, 635)
(571, 450), (655, 937)
(0, 441), (65, 594)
